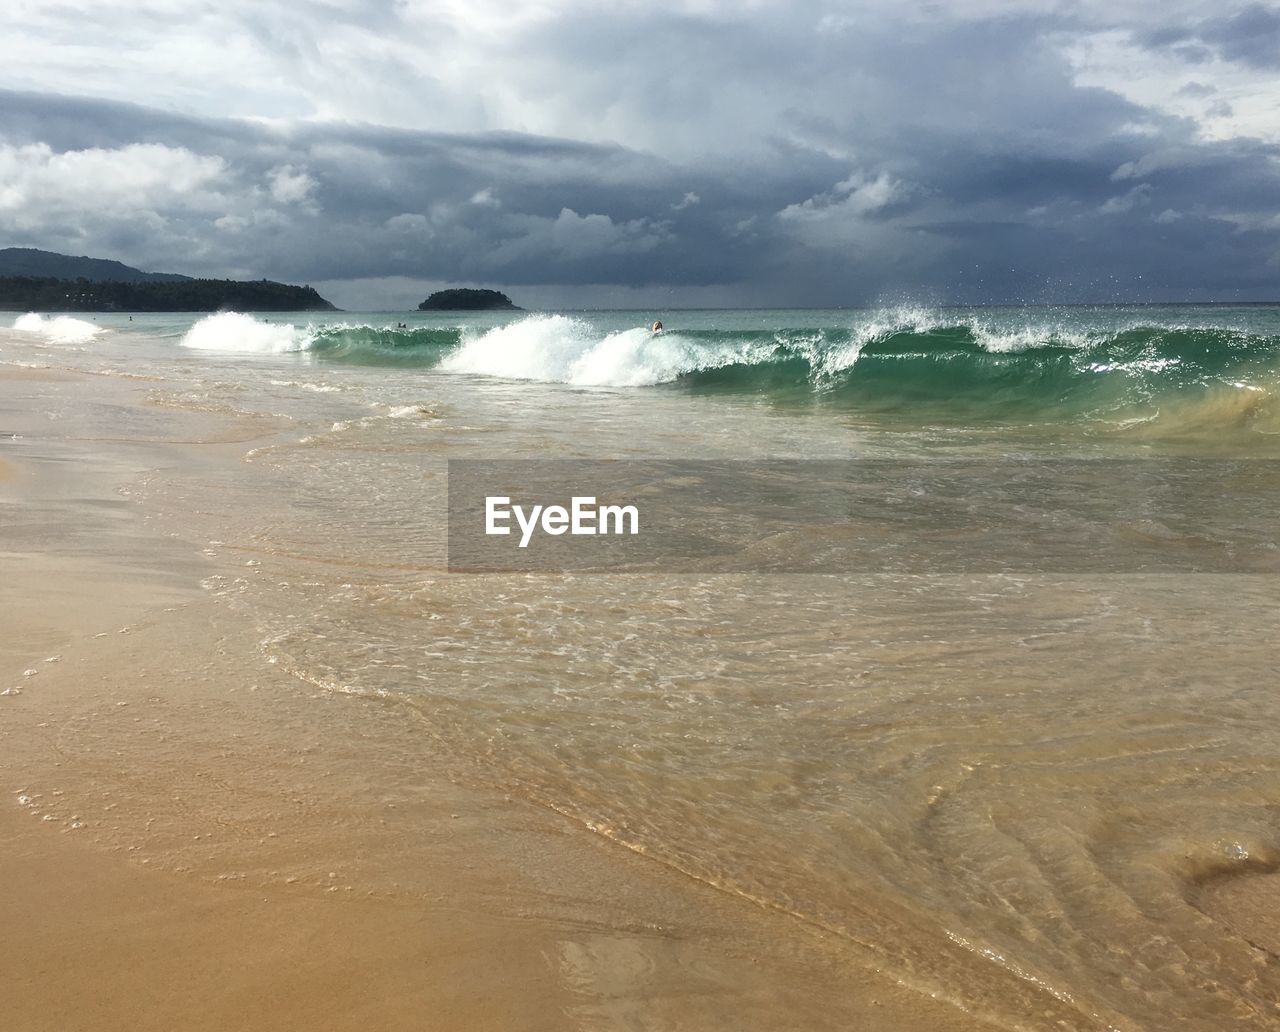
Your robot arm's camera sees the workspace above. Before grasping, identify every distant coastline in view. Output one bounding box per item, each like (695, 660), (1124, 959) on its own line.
(0, 248), (336, 312)
(0, 275), (337, 312)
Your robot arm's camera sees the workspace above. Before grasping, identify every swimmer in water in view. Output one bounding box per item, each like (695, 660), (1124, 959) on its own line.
(651, 320), (663, 333)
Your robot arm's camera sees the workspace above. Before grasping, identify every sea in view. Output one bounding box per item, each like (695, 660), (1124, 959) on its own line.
(5, 304), (1280, 1030)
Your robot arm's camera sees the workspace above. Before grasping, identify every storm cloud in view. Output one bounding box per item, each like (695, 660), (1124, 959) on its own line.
(1, 1), (1278, 307)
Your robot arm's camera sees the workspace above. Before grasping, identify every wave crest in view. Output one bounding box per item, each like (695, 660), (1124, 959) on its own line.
(179, 312), (311, 354)
(12, 313), (102, 344)
(440, 315), (777, 387)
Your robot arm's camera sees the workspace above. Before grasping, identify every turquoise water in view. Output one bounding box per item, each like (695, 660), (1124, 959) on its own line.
(36, 304), (1279, 444)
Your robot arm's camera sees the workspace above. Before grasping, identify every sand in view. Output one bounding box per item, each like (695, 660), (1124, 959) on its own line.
(0, 369), (1006, 1030)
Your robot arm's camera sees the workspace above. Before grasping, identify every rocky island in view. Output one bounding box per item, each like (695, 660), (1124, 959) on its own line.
(418, 288), (520, 311)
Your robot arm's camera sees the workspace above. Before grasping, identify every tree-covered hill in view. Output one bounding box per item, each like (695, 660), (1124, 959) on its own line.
(418, 288), (520, 311)
(0, 275), (337, 312)
(0, 248), (191, 283)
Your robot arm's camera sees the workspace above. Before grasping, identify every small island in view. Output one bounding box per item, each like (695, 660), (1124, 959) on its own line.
(418, 288), (520, 311)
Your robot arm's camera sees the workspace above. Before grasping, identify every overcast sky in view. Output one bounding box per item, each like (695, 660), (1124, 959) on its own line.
(2, 0), (1279, 308)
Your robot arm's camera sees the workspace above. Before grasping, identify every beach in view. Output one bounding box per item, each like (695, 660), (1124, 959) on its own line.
(0, 351), (1003, 1032)
(3, 309), (1279, 1030)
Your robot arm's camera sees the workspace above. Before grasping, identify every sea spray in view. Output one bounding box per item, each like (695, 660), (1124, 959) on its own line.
(12, 313), (102, 344)
(440, 314), (773, 386)
(179, 311), (311, 354)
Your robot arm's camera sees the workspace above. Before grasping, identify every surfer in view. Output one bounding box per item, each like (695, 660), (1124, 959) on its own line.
(651, 320), (663, 333)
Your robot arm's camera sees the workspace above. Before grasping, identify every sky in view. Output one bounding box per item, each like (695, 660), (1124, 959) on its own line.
(1, 0), (1279, 309)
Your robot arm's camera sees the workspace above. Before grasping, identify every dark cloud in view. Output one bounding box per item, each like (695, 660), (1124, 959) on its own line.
(1201, 4), (1280, 69)
(2, 3), (1280, 306)
(1138, 4), (1280, 69)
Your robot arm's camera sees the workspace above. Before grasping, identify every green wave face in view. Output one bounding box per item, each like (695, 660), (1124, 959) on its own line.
(307, 326), (464, 366)
(674, 326), (1280, 417)
(291, 316), (1280, 437)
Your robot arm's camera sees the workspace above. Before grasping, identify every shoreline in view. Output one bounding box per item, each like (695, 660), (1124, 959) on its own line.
(5, 325), (1277, 1029)
(0, 361), (1002, 1031)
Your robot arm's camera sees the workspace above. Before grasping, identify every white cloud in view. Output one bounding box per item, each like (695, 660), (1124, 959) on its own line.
(778, 171), (907, 224)
(0, 0), (1267, 166)
(0, 0), (1214, 160)
(1099, 183), (1153, 214)
(485, 208), (670, 267)
(1063, 27), (1280, 143)
(772, 171), (919, 258)
(0, 142), (226, 228)
(268, 164), (316, 205)
(385, 212), (433, 234)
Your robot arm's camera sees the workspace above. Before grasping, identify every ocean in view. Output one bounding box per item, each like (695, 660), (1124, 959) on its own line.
(5, 304), (1280, 1030)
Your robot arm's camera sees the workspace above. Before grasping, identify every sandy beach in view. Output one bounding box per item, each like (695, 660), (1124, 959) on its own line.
(0, 361), (1009, 1031)
(3, 309), (1279, 1031)
(8, 0), (1280, 1021)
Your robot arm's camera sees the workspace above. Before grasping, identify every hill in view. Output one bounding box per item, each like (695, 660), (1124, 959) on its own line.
(0, 247), (191, 283)
(0, 275), (336, 312)
(418, 288), (520, 311)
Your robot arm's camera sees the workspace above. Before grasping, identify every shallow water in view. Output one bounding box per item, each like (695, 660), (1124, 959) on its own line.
(4, 306), (1280, 1029)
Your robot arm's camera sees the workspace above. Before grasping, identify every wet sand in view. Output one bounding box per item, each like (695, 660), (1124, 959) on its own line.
(1199, 874), (1280, 960)
(0, 368), (1003, 1030)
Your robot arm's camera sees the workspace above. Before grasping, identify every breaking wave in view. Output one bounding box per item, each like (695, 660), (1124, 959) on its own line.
(179, 311), (309, 354)
(12, 313), (102, 344)
(173, 309), (1280, 435)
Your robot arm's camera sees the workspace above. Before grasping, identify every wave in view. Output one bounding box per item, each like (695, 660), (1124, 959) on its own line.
(179, 311), (310, 354)
(310, 326), (462, 366)
(173, 310), (1280, 435)
(439, 314), (775, 386)
(12, 313), (102, 344)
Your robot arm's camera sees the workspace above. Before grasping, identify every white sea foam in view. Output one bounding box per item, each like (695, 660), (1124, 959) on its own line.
(269, 379), (343, 393)
(384, 404), (435, 419)
(12, 313), (102, 344)
(180, 312), (312, 354)
(439, 314), (766, 387)
(848, 305), (940, 344)
(843, 306), (1103, 355)
(971, 323), (1094, 353)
